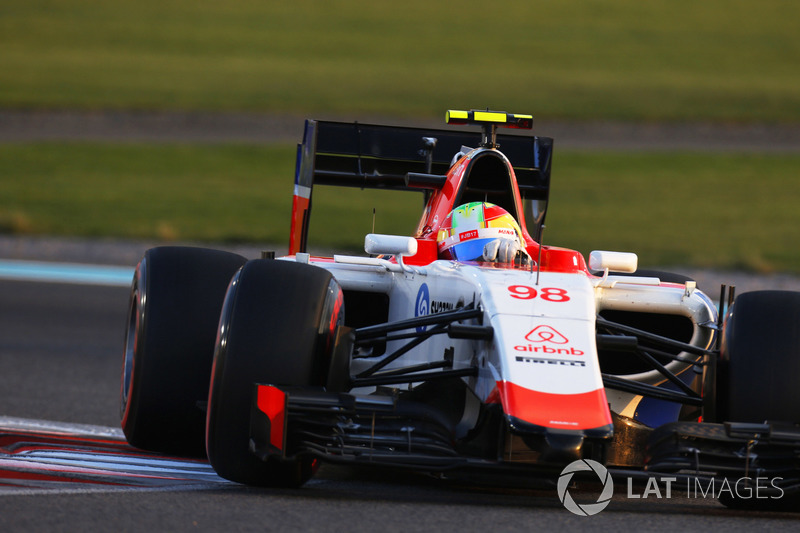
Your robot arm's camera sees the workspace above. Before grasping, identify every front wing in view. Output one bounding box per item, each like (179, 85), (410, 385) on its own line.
(250, 383), (800, 497)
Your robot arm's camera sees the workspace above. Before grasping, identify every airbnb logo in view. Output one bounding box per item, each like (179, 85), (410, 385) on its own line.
(515, 345), (585, 356)
(525, 325), (569, 344)
(516, 325), (584, 356)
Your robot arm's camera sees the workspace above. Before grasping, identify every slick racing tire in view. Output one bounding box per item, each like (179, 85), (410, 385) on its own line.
(121, 246), (247, 456)
(718, 292), (800, 512)
(718, 290), (800, 424)
(206, 259), (344, 487)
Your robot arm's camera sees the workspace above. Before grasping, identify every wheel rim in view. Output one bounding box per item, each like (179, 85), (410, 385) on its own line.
(121, 260), (145, 419)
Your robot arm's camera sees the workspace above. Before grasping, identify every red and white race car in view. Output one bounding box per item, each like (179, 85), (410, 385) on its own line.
(121, 110), (800, 509)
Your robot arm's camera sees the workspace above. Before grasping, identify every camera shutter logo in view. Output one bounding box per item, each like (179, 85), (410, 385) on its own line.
(557, 459), (614, 516)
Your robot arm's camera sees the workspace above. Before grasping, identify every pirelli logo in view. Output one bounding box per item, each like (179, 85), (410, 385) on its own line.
(515, 356), (586, 367)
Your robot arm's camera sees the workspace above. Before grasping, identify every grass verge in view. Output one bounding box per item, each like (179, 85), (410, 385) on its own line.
(1, 1), (799, 122)
(1, 142), (799, 272)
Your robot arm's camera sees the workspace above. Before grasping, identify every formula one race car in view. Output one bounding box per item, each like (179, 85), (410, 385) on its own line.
(121, 110), (800, 509)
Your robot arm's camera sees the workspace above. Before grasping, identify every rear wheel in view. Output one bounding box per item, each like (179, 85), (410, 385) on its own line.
(206, 259), (344, 486)
(719, 290), (800, 423)
(121, 246), (247, 456)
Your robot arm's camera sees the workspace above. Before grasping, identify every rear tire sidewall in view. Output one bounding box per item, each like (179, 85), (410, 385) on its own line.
(206, 259), (343, 486)
(121, 246), (247, 455)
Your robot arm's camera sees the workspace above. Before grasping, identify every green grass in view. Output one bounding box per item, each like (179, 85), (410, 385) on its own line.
(548, 152), (800, 272)
(1, 0), (799, 122)
(0, 143), (424, 249)
(2, 143), (800, 272)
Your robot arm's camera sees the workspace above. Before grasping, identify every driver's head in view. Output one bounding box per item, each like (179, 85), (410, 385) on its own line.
(437, 202), (524, 261)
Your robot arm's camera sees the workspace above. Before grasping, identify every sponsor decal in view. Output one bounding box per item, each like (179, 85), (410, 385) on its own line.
(516, 355), (585, 367)
(514, 345), (586, 356)
(414, 283), (430, 332)
(453, 162), (467, 181)
(515, 325), (585, 355)
(459, 229), (478, 241)
(414, 284), (456, 331)
(526, 325), (569, 344)
(430, 300), (455, 314)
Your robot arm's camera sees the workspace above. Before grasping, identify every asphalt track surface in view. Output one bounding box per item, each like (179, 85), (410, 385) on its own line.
(0, 259), (799, 531)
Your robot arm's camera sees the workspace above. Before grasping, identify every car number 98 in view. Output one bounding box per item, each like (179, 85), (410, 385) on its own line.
(508, 285), (570, 302)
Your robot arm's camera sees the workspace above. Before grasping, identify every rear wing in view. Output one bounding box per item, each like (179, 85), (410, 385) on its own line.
(290, 119), (553, 254)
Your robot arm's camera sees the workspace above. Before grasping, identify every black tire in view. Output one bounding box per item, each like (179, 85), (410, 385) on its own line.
(206, 259), (344, 486)
(121, 246), (247, 456)
(719, 290), (800, 424)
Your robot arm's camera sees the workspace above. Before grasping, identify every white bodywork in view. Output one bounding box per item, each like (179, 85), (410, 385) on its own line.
(281, 239), (717, 430)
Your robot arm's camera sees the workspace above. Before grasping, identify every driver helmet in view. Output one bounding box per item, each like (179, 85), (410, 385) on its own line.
(437, 202), (525, 261)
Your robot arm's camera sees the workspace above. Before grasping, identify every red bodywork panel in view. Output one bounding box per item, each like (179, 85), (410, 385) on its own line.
(255, 385), (287, 452)
(495, 381), (613, 431)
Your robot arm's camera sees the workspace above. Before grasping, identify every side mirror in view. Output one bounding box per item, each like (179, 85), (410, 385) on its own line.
(589, 250), (638, 273)
(364, 234), (418, 257)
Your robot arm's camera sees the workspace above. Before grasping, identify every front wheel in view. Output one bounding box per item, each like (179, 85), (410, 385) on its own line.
(206, 259), (344, 486)
(718, 290), (800, 424)
(717, 290), (800, 511)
